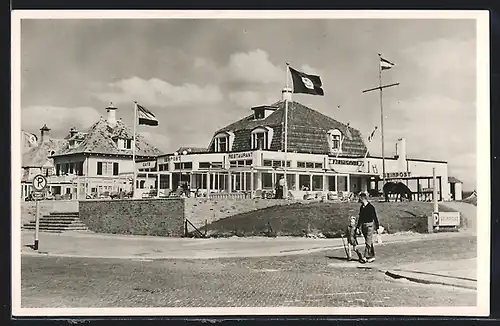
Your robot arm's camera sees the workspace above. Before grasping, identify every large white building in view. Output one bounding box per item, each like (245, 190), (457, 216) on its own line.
(136, 89), (463, 201)
(21, 104), (162, 200)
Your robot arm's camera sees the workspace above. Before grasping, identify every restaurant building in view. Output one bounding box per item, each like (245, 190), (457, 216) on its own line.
(137, 88), (463, 201)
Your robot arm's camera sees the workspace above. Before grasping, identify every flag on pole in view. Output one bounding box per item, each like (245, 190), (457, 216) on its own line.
(136, 103), (159, 126)
(379, 55), (395, 70)
(289, 67), (324, 96)
(368, 126), (378, 142)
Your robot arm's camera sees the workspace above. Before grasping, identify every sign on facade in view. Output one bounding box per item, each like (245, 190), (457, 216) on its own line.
(329, 159), (363, 166)
(32, 174), (47, 192)
(136, 160), (156, 169)
(436, 212), (460, 227)
(384, 172), (412, 178)
(228, 152), (253, 160)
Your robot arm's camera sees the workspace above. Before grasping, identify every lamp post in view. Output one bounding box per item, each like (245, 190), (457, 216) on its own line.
(174, 150), (188, 193)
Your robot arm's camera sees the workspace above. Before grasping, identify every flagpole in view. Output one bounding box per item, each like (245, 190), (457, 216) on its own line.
(284, 63), (290, 199)
(378, 54), (386, 188)
(132, 101), (137, 198)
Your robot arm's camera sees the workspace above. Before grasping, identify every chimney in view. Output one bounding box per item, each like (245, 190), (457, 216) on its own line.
(40, 124), (51, 143)
(106, 102), (118, 127)
(281, 87), (292, 102)
(397, 138), (407, 172)
(69, 127), (78, 138)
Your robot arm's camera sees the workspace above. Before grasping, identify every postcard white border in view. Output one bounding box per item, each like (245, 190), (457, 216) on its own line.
(11, 10), (490, 317)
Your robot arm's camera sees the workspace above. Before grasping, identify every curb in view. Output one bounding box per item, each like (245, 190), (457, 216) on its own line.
(384, 270), (477, 290)
(20, 232), (473, 260)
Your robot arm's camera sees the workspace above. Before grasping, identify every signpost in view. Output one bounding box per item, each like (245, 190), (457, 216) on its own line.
(32, 174), (47, 250)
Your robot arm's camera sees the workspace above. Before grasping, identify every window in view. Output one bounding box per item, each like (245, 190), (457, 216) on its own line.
(97, 161), (116, 176)
(125, 139), (132, 149)
(263, 160), (272, 167)
(251, 127), (273, 150)
(113, 162), (119, 176)
(97, 162), (103, 175)
(199, 162), (211, 169)
(314, 162), (323, 169)
(327, 129), (343, 151)
(159, 163), (168, 171)
(56, 164), (61, 176)
(297, 161), (323, 169)
(312, 175), (323, 191)
(174, 162), (192, 170)
(254, 109), (265, 119)
(213, 133), (230, 153)
(262, 173), (273, 189)
(254, 132), (266, 149)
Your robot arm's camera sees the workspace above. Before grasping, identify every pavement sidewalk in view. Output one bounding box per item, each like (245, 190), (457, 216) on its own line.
(21, 229), (467, 260)
(384, 258), (477, 290)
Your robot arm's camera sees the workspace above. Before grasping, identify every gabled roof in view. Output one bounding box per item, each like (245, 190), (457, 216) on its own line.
(175, 147), (210, 154)
(212, 101), (367, 157)
(448, 176), (463, 183)
(53, 118), (162, 157)
(22, 138), (68, 167)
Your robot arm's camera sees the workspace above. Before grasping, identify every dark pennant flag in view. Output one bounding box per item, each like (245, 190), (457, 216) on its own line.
(289, 67), (324, 96)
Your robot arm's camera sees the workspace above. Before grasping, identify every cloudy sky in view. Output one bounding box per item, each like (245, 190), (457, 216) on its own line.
(20, 17), (477, 190)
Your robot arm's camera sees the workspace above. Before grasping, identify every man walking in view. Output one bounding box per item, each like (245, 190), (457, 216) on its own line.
(356, 193), (380, 263)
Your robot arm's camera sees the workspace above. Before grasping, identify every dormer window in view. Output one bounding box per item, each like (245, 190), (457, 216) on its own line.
(251, 127), (274, 150)
(69, 140), (81, 149)
(254, 109), (265, 119)
(251, 105), (278, 120)
(115, 138), (133, 150)
(327, 129), (343, 152)
(213, 132), (234, 153)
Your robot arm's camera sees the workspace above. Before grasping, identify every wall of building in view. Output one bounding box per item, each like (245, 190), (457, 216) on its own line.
(86, 156), (135, 176)
(367, 156), (449, 200)
(79, 198), (185, 236)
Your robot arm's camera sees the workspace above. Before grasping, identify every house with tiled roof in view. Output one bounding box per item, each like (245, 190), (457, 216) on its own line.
(21, 124), (71, 199)
(147, 88), (379, 197)
(142, 87), (458, 201)
(21, 104), (162, 200)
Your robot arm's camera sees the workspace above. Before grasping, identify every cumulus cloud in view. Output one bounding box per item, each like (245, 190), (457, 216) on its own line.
(93, 77), (224, 107)
(21, 106), (101, 134)
(139, 131), (170, 153)
(226, 49), (285, 85)
(383, 95), (476, 189)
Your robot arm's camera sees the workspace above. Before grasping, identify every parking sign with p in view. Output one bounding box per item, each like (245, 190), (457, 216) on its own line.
(32, 174), (47, 192)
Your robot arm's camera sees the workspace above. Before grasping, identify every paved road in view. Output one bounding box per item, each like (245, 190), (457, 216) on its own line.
(21, 235), (476, 308)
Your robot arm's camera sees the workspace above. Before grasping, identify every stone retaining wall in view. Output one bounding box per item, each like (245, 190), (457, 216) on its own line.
(79, 198), (185, 237)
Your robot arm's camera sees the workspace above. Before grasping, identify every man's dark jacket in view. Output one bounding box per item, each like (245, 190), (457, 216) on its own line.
(357, 202), (380, 229)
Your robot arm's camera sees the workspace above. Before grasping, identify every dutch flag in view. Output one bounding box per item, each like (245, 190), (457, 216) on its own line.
(136, 102), (159, 126)
(379, 54), (395, 70)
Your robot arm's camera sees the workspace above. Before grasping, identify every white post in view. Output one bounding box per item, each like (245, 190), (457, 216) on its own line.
(132, 101), (138, 198)
(378, 54), (387, 188)
(156, 169), (160, 199)
(433, 168), (439, 211)
(283, 63), (291, 199)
